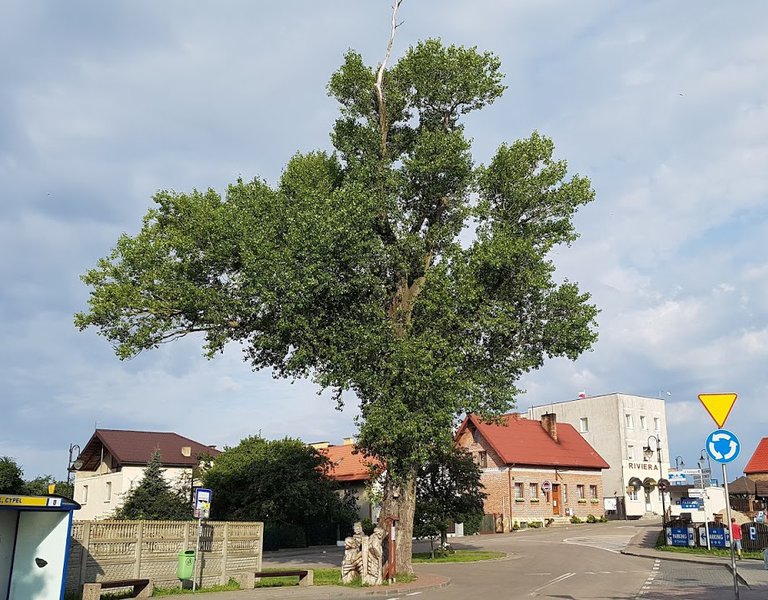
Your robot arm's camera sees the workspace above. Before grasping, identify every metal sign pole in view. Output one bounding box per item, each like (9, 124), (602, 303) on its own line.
(192, 517), (202, 592)
(722, 463), (738, 600)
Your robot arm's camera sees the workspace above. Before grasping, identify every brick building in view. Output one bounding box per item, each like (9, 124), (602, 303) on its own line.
(455, 413), (609, 529)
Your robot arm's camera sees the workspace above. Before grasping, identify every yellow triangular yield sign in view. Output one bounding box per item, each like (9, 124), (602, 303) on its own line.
(698, 393), (737, 428)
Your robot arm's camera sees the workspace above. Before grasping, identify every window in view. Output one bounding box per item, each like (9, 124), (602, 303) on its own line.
(625, 414), (634, 429)
(577, 485), (585, 499)
(471, 428), (480, 444)
(628, 487), (638, 501)
(514, 482), (524, 499)
(590, 485), (598, 499)
(529, 483), (538, 498)
(562, 484), (568, 504)
(579, 417), (589, 433)
(640, 415), (647, 430)
(105, 482), (112, 502)
(82, 485), (88, 504)
(627, 444), (634, 460)
(477, 451), (487, 468)
(654, 417), (660, 432)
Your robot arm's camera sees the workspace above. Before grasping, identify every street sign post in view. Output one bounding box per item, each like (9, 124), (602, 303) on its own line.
(699, 392), (739, 599)
(192, 488), (212, 591)
(541, 480), (552, 493)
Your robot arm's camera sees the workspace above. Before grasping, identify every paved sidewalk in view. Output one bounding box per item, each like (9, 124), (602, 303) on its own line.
(621, 524), (768, 589)
(179, 570), (450, 600)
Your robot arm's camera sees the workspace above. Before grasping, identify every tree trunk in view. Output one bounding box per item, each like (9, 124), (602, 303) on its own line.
(379, 467), (417, 575)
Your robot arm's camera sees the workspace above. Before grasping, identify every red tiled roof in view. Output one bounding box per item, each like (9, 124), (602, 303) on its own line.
(456, 414), (609, 470)
(744, 437), (768, 475)
(77, 429), (220, 471)
(320, 444), (380, 483)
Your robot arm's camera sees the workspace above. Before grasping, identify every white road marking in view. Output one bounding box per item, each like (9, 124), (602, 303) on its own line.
(531, 572), (575, 593)
(406, 593), (422, 597)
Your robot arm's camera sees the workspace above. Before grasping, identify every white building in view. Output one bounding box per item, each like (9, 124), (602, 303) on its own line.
(528, 393), (670, 519)
(71, 429), (219, 520)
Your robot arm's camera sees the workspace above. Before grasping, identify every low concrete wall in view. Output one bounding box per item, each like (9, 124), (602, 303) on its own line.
(67, 520), (263, 594)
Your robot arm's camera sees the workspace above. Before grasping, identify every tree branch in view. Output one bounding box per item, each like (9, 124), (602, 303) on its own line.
(374, 0), (404, 157)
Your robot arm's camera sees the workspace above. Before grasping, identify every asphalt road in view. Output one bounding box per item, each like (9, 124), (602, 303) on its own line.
(263, 521), (762, 599)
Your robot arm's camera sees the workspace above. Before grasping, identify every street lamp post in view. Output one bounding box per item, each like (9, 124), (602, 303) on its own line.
(644, 435), (667, 540)
(674, 455), (685, 471)
(66, 443), (82, 489)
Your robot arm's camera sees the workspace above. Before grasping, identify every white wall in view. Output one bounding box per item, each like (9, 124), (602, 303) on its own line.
(74, 465), (192, 520)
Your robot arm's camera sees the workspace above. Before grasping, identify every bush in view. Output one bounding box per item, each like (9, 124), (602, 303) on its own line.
(463, 512), (483, 535)
(528, 521), (542, 528)
(586, 514), (597, 523)
(361, 518), (375, 536)
(570, 515), (583, 524)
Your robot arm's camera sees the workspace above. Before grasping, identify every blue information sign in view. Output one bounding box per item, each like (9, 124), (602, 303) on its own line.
(666, 526), (694, 547)
(704, 527), (730, 548)
(705, 429), (740, 464)
(681, 498), (701, 510)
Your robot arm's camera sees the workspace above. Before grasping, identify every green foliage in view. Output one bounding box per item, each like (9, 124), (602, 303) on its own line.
(414, 446), (486, 548)
(462, 511), (483, 535)
(570, 515), (583, 524)
(202, 436), (355, 533)
(23, 475), (73, 499)
(0, 457), (25, 494)
(586, 514), (597, 523)
(75, 34), (599, 569)
(528, 521), (542, 528)
(113, 450), (191, 520)
(361, 518), (375, 536)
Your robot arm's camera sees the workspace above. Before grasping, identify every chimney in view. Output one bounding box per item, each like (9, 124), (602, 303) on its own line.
(181, 446), (192, 457)
(343, 437), (355, 446)
(309, 441), (330, 449)
(540, 413), (558, 442)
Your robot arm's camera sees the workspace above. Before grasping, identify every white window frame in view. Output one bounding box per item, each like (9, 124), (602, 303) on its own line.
(529, 482), (539, 498)
(654, 417), (661, 432)
(82, 485), (88, 504)
(640, 415), (647, 430)
(627, 444), (634, 460)
(105, 481), (112, 502)
(579, 417), (589, 433)
(514, 482), (524, 499)
(625, 414), (634, 429)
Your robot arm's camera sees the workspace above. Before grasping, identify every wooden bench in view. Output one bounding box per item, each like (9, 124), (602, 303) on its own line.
(253, 569), (314, 587)
(82, 578), (153, 599)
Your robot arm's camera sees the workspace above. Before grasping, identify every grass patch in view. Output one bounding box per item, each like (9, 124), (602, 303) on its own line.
(413, 550), (506, 563)
(255, 567), (417, 588)
(655, 531), (764, 560)
(153, 579), (241, 595)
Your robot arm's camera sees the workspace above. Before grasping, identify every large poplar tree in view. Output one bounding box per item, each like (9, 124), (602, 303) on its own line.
(76, 8), (598, 573)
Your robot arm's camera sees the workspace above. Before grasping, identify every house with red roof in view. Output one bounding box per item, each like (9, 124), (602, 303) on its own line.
(727, 437), (768, 514)
(312, 438), (382, 522)
(455, 413), (609, 530)
(744, 437), (768, 480)
(71, 429), (220, 520)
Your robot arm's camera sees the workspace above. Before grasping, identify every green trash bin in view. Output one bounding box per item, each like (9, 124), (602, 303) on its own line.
(177, 550), (196, 580)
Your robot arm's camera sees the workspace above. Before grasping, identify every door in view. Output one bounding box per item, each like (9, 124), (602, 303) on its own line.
(645, 487), (653, 512)
(552, 484), (562, 516)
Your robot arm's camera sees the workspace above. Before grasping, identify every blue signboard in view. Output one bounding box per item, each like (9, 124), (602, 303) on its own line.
(666, 526), (694, 547)
(681, 498), (701, 510)
(705, 429), (740, 464)
(703, 527), (730, 548)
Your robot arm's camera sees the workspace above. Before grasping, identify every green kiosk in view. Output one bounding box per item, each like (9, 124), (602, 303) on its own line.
(0, 494), (80, 600)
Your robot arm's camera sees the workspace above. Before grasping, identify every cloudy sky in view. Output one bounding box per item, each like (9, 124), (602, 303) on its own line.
(2, 1), (766, 482)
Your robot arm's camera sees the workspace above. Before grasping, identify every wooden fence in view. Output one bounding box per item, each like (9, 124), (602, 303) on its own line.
(66, 520), (263, 594)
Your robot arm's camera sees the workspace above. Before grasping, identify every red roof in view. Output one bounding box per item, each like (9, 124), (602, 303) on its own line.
(744, 438), (768, 475)
(77, 429), (220, 471)
(320, 444), (380, 483)
(456, 414), (609, 470)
